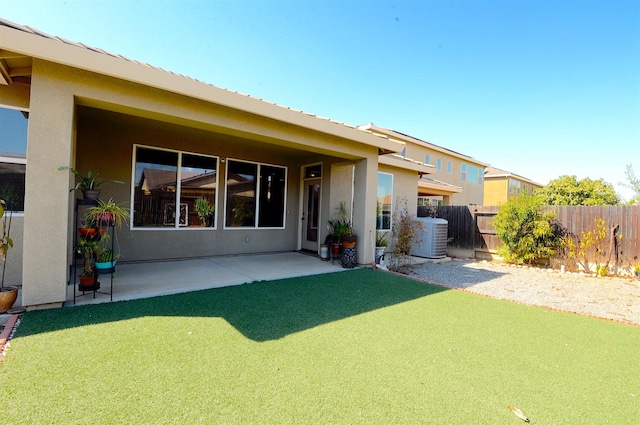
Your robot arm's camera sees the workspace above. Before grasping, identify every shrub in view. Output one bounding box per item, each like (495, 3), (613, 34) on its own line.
(493, 195), (565, 265)
(388, 198), (423, 273)
(564, 217), (620, 274)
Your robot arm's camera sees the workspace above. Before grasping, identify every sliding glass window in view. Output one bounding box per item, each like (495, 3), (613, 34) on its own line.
(225, 159), (286, 228)
(133, 146), (218, 229)
(377, 172), (393, 230)
(0, 106), (28, 212)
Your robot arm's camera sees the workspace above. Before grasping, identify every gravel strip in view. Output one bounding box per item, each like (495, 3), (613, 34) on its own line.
(408, 259), (640, 326)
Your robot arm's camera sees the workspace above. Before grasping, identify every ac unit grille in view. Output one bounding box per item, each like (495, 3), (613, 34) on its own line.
(410, 217), (448, 259)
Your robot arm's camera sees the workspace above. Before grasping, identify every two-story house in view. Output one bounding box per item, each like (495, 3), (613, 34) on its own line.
(483, 166), (543, 205)
(359, 124), (488, 206)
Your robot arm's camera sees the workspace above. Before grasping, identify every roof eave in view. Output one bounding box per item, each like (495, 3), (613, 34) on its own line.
(0, 23), (403, 154)
(379, 154), (434, 174)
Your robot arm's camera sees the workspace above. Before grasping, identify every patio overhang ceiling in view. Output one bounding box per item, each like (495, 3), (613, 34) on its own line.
(0, 49), (32, 85)
(0, 19), (404, 157)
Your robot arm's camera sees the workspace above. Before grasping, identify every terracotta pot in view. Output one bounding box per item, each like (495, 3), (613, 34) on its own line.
(78, 227), (98, 237)
(341, 235), (357, 249)
(78, 275), (98, 291)
(0, 286), (18, 314)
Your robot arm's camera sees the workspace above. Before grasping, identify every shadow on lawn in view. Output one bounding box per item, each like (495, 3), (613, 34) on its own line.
(16, 269), (452, 342)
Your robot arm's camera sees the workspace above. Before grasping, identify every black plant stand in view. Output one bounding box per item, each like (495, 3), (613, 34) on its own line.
(72, 199), (114, 304)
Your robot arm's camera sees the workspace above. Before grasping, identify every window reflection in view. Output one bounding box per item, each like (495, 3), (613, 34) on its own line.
(133, 146), (217, 228)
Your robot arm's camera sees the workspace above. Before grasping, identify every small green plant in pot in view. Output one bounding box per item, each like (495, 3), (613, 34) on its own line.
(375, 231), (388, 248)
(195, 197), (215, 227)
(95, 248), (119, 273)
(328, 201), (356, 247)
(375, 231), (388, 265)
(76, 236), (101, 287)
(85, 198), (130, 228)
(58, 166), (123, 200)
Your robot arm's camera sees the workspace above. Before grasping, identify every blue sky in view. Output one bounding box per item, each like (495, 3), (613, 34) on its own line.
(2, 0), (639, 199)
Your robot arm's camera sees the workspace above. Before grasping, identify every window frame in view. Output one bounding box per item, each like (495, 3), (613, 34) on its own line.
(0, 105), (29, 215)
(223, 158), (287, 230)
(508, 178), (521, 195)
(376, 171), (393, 231)
(131, 144), (219, 230)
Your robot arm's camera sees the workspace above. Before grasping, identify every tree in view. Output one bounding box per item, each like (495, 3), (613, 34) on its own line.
(534, 175), (620, 205)
(493, 194), (566, 265)
(622, 164), (640, 205)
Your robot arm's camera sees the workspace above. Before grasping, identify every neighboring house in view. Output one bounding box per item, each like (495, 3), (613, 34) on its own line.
(483, 166), (544, 205)
(359, 124), (488, 206)
(0, 18), (431, 308)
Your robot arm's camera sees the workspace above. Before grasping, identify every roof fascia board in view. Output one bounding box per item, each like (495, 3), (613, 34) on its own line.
(485, 168), (543, 186)
(418, 180), (463, 193)
(361, 123), (489, 167)
(379, 154), (434, 174)
(0, 25), (404, 154)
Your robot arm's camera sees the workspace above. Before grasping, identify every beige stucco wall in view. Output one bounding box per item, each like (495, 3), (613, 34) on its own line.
(21, 59), (76, 306)
(0, 81), (30, 109)
(483, 179), (508, 205)
(483, 177), (542, 205)
(407, 143), (484, 205)
(378, 164), (419, 253)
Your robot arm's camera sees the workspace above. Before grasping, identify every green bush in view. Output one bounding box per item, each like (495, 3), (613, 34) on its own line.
(493, 195), (565, 265)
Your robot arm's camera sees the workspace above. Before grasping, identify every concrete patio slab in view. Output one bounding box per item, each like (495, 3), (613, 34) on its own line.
(66, 251), (347, 307)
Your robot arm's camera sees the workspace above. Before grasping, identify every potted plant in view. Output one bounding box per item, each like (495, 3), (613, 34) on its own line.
(375, 231), (388, 265)
(328, 202), (358, 268)
(58, 166), (123, 200)
(328, 201), (356, 247)
(85, 198), (130, 228)
(0, 199), (17, 313)
(76, 236), (100, 289)
(95, 248), (119, 273)
(194, 197), (215, 227)
(77, 221), (105, 238)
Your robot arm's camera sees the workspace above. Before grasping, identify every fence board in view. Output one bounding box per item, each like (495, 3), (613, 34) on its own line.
(432, 205), (640, 264)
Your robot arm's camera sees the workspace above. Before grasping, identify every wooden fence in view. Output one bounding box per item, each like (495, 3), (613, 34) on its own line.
(420, 205), (640, 264)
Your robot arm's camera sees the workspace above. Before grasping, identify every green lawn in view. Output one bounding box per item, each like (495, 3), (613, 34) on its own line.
(1, 269), (638, 424)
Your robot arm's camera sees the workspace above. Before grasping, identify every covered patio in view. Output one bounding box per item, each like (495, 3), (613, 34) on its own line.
(5, 252), (347, 309)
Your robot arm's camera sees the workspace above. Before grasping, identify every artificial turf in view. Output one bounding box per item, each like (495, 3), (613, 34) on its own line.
(1, 268), (638, 424)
